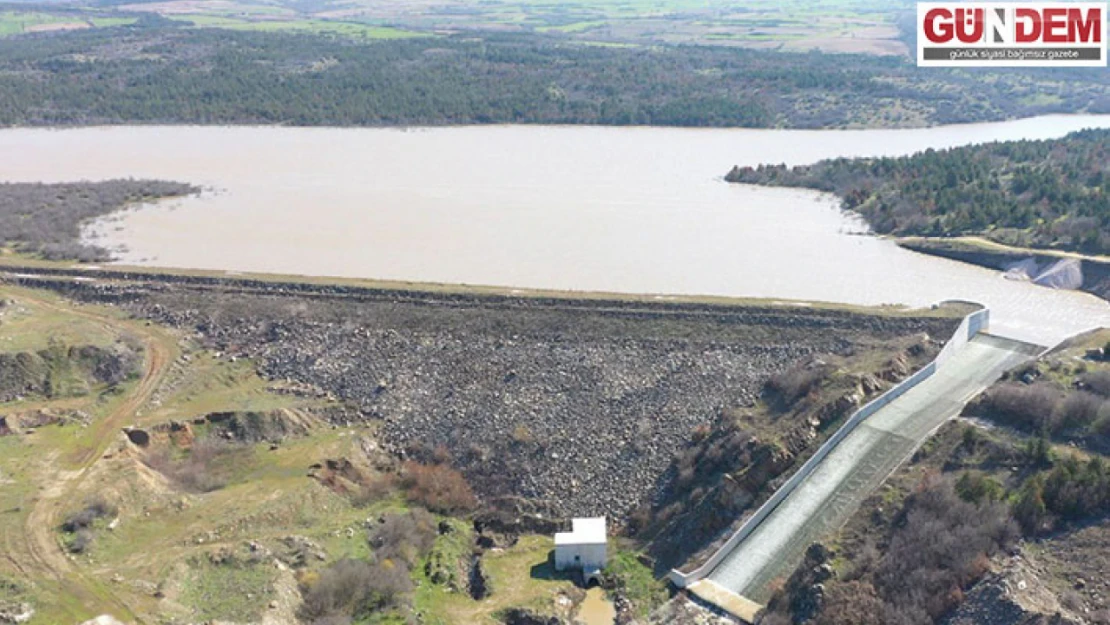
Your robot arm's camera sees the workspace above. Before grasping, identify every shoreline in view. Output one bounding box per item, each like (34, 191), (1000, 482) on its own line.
(0, 255), (971, 319)
(3, 113), (1110, 134)
(897, 237), (1110, 304)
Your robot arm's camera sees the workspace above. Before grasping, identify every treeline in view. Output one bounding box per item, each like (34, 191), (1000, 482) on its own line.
(727, 129), (1110, 254)
(0, 180), (198, 261)
(0, 21), (1107, 128)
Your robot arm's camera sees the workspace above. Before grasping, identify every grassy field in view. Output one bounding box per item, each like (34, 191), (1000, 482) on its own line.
(105, 0), (910, 53)
(0, 282), (370, 623)
(340, 0), (911, 53)
(168, 14), (428, 39)
(0, 10), (137, 37)
(0, 11), (78, 36)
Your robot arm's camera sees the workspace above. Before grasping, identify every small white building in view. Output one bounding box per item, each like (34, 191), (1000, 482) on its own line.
(554, 517), (608, 584)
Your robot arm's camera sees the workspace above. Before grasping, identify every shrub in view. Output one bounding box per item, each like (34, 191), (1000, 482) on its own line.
(1092, 409), (1110, 442)
(1080, 370), (1110, 397)
(61, 497), (117, 553)
(368, 509), (437, 567)
(766, 360), (832, 408)
(144, 436), (239, 493)
(955, 471), (1004, 504)
(61, 498), (117, 533)
(1040, 456), (1110, 523)
(872, 476), (1016, 621)
(300, 510), (439, 621)
(1055, 391), (1105, 430)
(979, 382), (1062, 432)
(349, 475), (395, 508)
(1013, 477), (1049, 535)
(814, 581), (885, 625)
(69, 529), (94, 554)
(0, 180), (197, 261)
(399, 461), (478, 515)
(299, 558), (412, 621)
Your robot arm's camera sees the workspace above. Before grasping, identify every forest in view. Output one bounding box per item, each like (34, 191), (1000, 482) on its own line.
(727, 128), (1110, 254)
(0, 180), (198, 260)
(0, 20), (1107, 128)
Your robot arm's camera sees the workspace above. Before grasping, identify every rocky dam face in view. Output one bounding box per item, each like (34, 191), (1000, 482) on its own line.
(8, 269), (961, 522)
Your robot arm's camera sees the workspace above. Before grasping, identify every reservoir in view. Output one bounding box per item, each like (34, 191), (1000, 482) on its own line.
(0, 117), (1107, 345)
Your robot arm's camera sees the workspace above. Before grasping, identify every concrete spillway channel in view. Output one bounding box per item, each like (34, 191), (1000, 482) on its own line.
(675, 332), (1043, 622)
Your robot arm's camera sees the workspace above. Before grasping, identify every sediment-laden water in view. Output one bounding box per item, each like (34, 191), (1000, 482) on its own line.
(0, 117), (1108, 344)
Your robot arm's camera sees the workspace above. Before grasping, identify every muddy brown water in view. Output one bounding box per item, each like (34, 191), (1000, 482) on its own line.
(0, 118), (1108, 345)
(576, 587), (616, 625)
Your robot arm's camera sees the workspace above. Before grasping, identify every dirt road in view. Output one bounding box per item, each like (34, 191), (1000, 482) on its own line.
(1, 288), (175, 623)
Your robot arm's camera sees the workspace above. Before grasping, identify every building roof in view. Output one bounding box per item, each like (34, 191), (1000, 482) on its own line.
(554, 517), (607, 546)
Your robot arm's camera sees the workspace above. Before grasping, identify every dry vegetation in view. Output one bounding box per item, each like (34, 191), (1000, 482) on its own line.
(967, 344), (1110, 453)
(0, 180), (197, 261)
(762, 334), (1110, 625)
(300, 510), (437, 623)
(0, 271), (967, 624)
(633, 336), (942, 574)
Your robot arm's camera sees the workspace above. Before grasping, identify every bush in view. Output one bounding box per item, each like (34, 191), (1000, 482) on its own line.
(814, 581), (885, 625)
(368, 509), (437, 567)
(955, 471), (1004, 504)
(1056, 391), (1105, 430)
(300, 509), (439, 622)
(1081, 370), (1110, 397)
(61, 497), (117, 533)
(349, 475), (395, 508)
(979, 382), (1062, 432)
(872, 476), (1016, 622)
(144, 436), (239, 493)
(61, 497), (117, 553)
(1092, 410), (1110, 441)
(1041, 456), (1110, 523)
(399, 461), (478, 515)
(766, 360), (832, 408)
(1013, 477), (1048, 535)
(299, 558), (412, 621)
(69, 529), (94, 554)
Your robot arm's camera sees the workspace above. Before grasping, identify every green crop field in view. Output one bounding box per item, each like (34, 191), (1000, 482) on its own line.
(108, 0), (912, 53)
(0, 11), (74, 36)
(0, 10), (137, 36)
(169, 15), (429, 39)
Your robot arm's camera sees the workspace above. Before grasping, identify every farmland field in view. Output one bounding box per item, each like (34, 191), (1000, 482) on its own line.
(111, 0), (913, 53)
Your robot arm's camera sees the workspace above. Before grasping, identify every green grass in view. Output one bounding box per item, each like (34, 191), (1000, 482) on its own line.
(0, 287), (126, 352)
(605, 547), (668, 618)
(0, 10), (137, 37)
(181, 557), (277, 622)
(536, 19), (606, 33)
(414, 534), (577, 624)
(88, 17), (138, 28)
(170, 15), (430, 39)
(0, 11), (72, 36)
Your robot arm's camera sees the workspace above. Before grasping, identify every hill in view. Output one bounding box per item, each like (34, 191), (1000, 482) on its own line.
(726, 128), (1110, 255)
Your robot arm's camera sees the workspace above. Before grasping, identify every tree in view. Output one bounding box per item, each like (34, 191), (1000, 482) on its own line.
(1013, 477), (1047, 535)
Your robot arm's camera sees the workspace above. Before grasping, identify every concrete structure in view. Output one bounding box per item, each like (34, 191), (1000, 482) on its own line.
(669, 307), (1046, 623)
(555, 517), (608, 584)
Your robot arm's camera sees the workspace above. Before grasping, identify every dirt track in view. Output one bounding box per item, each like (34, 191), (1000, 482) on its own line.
(2, 290), (175, 623)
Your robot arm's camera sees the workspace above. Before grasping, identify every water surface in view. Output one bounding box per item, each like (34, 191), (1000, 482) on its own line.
(0, 118), (1108, 345)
